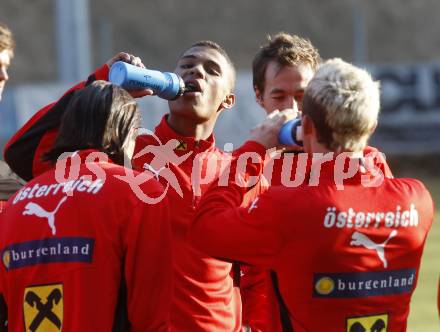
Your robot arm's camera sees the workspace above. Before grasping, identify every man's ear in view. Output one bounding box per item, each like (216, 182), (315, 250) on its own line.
(221, 92), (235, 110)
(254, 85), (264, 107)
(302, 114), (314, 136)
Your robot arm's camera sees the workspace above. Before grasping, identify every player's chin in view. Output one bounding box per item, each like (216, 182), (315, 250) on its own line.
(172, 106), (210, 122)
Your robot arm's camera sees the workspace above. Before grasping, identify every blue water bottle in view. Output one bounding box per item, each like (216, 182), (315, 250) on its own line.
(109, 61), (185, 100)
(278, 118), (303, 147)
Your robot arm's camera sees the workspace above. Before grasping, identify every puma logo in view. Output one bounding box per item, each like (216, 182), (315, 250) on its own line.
(350, 230), (397, 268)
(248, 198), (259, 213)
(23, 196), (68, 235)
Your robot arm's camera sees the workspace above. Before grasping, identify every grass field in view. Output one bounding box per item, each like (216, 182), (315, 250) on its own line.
(407, 177), (440, 331)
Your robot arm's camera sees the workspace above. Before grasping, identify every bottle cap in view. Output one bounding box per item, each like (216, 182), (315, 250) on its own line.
(109, 61), (128, 86)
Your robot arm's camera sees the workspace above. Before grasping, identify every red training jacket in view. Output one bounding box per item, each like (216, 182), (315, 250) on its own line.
(191, 142), (434, 332)
(0, 149), (172, 331)
(133, 116), (243, 331)
(240, 146), (394, 332)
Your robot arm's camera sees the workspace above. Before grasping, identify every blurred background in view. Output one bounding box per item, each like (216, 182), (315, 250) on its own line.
(0, 0), (439, 330)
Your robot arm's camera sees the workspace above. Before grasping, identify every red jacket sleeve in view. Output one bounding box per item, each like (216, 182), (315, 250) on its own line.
(238, 181), (271, 332)
(438, 276), (440, 319)
(240, 266), (269, 332)
(3, 65), (109, 181)
(190, 141), (284, 268)
(125, 193), (172, 332)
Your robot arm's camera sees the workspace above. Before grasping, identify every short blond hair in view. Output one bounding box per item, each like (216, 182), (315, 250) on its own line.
(0, 23), (15, 54)
(303, 58), (380, 152)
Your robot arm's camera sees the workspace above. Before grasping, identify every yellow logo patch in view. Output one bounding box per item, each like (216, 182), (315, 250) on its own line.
(347, 313), (388, 332)
(2, 250), (10, 269)
(315, 277), (335, 295)
(23, 284), (63, 331)
(175, 140), (188, 151)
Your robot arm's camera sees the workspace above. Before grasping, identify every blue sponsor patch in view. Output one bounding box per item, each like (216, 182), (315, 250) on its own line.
(313, 268), (416, 298)
(2, 237), (94, 270)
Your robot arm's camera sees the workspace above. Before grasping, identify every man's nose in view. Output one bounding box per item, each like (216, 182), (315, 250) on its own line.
(281, 98), (298, 114)
(188, 64), (205, 79)
(296, 99), (303, 113)
(290, 98), (299, 112)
